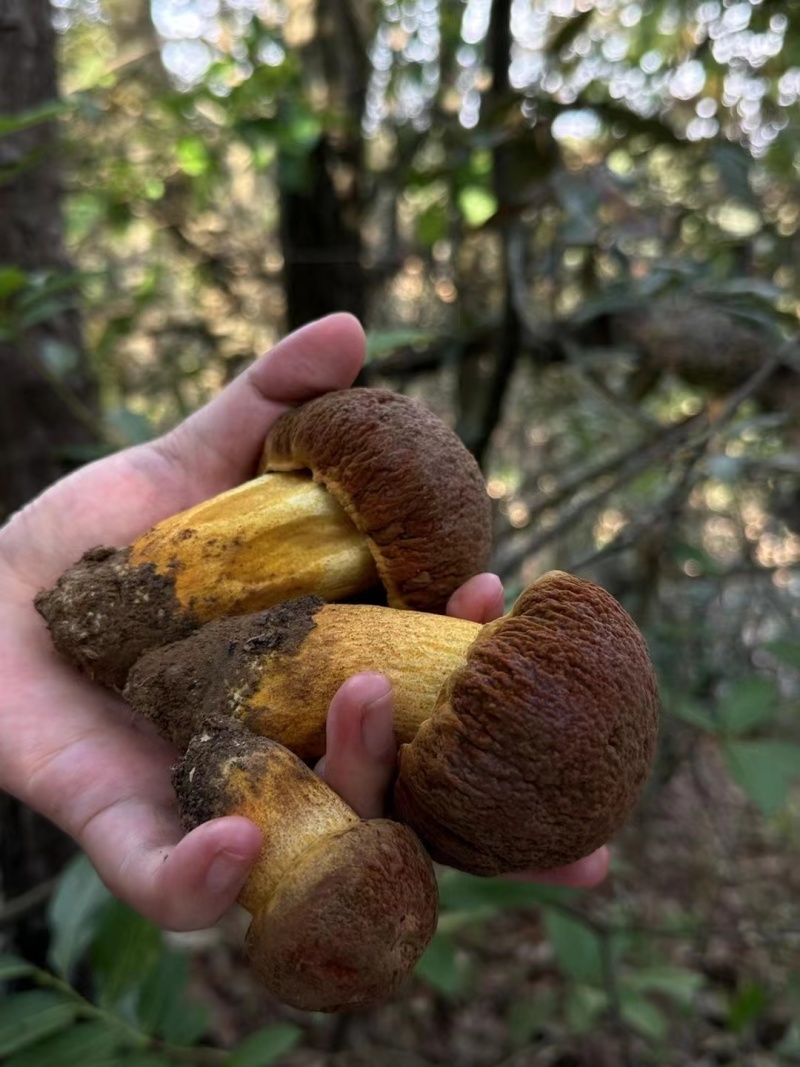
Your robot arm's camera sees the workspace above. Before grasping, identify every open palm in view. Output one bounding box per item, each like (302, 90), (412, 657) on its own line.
(0, 315), (607, 931)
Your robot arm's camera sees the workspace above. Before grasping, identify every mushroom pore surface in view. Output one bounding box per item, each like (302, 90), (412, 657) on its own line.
(174, 721), (438, 1012)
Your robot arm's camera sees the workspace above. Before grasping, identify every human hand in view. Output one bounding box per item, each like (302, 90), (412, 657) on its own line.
(0, 314), (606, 932)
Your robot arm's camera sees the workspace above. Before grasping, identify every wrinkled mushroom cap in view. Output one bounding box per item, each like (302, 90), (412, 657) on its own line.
(394, 571), (660, 875)
(244, 819), (439, 1012)
(260, 388), (492, 612)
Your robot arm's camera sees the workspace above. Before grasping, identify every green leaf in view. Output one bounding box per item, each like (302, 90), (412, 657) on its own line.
(0, 101), (69, 136)
(105, 408), (154, 445)
(48, 854), (112, 979)
(0, 267), (28, 299)
(565, 984), (607, 1033)
(117, 1057), (175, 1067)
(777, 1021), (800, 1057)
(709, 143), (758, 206)
(764, 640), (800, 670)
(228, 1024), (304, 1067)
(136, 949), (208, 1044)
(669, 700), (718, 733)
(438, 870), (576, 913)
(621, 967), (703, 1008)
(728, 980), (767, 1031)
(19, 296), (79, 329)
(365, 329), (437, 360)
(546, 10), (593, 55)
(435, 908), (497, 936)
(5, 1020), (123, 1067)
(417, 202), (448, 247)
(91, 900), (162, 1009)
(718, 677), (779, 736)
(724, 740), (800, 816)
(415, 934), (467, 998)
(0, 992), (77, 1057)
(620, 992), (668, 1041)
(542, 908), (603, 985)
(176, 136), (210, 177)
(457, 186), (497, 227)
(0, 954), (37, 981)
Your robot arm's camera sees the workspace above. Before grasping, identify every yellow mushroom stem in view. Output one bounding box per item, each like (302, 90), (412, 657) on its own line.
(238, 604), (481, 757)
(125, 600), (483, 757)
(132, 472), (379, 619)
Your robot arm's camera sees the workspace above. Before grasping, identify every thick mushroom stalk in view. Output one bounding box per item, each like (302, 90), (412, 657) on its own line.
(128, 573), (660, 876)
(35, 475), (376, 691)
(125, 596), (478, 756)
(35, 388), (491, 691)
(173, 721), (438, 1012)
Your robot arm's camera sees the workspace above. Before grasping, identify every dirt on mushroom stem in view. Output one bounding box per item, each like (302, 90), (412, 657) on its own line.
(124, 598), (479, 755)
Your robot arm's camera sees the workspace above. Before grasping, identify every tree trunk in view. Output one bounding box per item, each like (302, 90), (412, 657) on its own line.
(456, 0), (521, 468)
(0, 0), (97, 964)
(0, 0), (98, 522)
(279, 0), (370, 331)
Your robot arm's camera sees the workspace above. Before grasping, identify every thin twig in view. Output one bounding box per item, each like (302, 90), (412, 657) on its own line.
(494, 412), (703, 578)
(0, 877), (58, 928)
(571, 346), (790, 574)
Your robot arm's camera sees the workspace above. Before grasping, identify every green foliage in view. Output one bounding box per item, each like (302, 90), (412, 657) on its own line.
(724, 740), (800, 817)
(226, 1025), (303, 1067)
(47, 854), (112, 980)
(0, 100), (69, 136)
(6, 1020), (124, 1067)
(1, 855), (305, 1066)
(542, 910), (604, 985)
(415, 933), (469, 998)
(0, 991), (78, 1058)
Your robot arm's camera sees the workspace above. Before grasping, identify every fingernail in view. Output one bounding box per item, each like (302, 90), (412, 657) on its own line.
(206, 850), (251, 897)
(360, 684), (395, 759)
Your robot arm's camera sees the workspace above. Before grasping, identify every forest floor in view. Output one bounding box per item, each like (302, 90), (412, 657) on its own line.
(186, 737), (800, 1067)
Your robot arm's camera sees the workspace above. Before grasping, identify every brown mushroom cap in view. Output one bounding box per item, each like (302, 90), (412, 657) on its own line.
(174, 721), (439, 1012)
(393, 571), (660, 875)
(260, 388), (492, 611)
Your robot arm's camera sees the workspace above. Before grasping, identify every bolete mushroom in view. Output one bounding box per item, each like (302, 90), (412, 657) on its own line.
(173, 719), (438, 1012)
(35, 388), (491, 690)
(128, 572), (660, 876)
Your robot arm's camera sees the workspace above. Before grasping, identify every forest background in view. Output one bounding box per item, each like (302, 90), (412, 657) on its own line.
(1, 1), (800, 1064)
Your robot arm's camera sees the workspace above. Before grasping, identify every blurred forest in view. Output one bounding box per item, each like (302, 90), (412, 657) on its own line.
(1, 0), (800, 1064)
